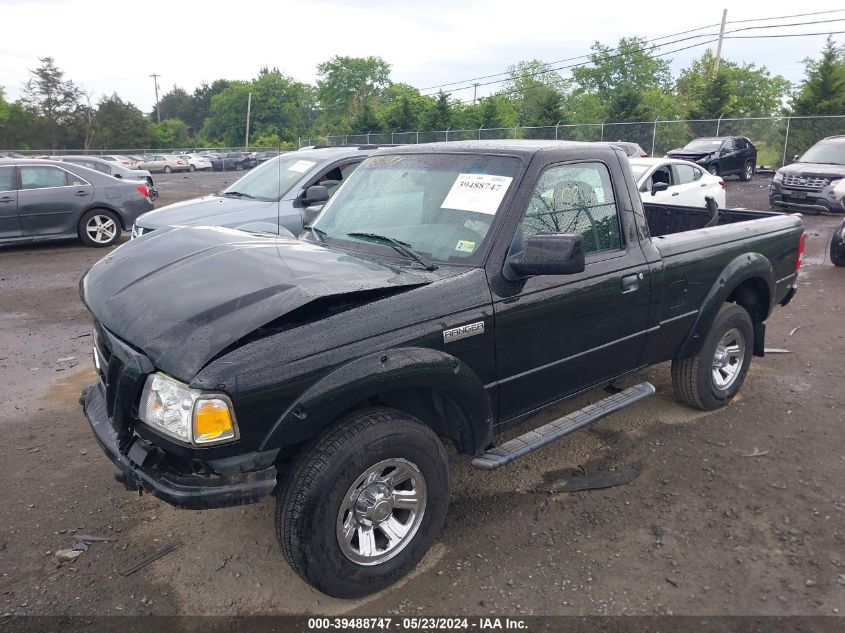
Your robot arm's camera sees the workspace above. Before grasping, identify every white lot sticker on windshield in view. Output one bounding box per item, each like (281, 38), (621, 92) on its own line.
(288, 160), (316, 173)
(441, 174), (513, 215)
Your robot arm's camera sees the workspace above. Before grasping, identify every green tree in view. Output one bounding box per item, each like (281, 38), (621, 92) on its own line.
(190, 79), (231, 134)
(572, 38), (672, 101)
(0, 87), (39, 148)
(153, 86), (194, 128)
(504, 59), (569, 126)
(792, 36), (845, 115)
(93, 94), (154, 149)
(316, 56), (391, 127)
(20, 57), (82, 148)
(677, 49), (791, 118)
(379, 84), (434, 132)
(152, 118), (191, 148)
(421, 90), (453, 130)
(349, 100), (381, 133)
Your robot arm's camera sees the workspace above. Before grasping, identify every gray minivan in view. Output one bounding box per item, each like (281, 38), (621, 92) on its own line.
(131, 146), (387, 238)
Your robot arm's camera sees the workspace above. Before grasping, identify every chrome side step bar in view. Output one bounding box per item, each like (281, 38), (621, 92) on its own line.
(471, 382), (656, 471)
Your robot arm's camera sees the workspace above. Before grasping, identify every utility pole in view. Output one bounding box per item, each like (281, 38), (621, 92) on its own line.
(150, 74), (161, 123)
(244, 92), (252, 148)
(473, 83), (479, 105)
(713, 9), (727, 75)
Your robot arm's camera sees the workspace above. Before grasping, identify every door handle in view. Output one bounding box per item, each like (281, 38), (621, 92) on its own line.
(700, 183), (707, 187)
(0, 196), (13, 203)
(75, 190), (90, 196)
(621, 273), (640, 293)
(671, 191), (679, 196)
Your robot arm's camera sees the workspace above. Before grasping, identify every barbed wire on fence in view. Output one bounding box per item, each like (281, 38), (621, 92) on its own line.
(4, 115), (845, 169)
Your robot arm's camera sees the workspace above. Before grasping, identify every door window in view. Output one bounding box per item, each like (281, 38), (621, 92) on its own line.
(92, 161), (112, 174)
(673, 164), (701, 184)
(648, 164), (674, 191)
(312, 161), (361, 197)
(722, 138), (735, 152)
(520, 162), (622, 254)
(19, 166), (69, 189)
(0, 166), (13, 192)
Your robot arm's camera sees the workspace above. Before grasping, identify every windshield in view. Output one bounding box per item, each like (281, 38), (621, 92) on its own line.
(311, 153), (522, 266)
(628, 164), (650, 181)
(683, 139), (723, 152)
(221, 155), (317, 201)
(798, 142), (845, 165)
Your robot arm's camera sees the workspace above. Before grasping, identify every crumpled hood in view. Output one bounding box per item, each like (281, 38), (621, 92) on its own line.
(666, 150), (712, 161)
(135, 195), (277, 230)
(80, 226), (432, 379)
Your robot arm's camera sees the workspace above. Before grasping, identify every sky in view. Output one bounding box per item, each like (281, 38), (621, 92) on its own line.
(1, 0), (845, 113)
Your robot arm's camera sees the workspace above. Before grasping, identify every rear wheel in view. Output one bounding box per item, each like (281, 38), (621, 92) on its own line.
(275, 408), (449, 598)
(831, 224), (845, 266)
(78, 209), (121, 247)
(740, 161), (754, 182)
(671, 303), (753, 410)
(163, 165), (172, 174)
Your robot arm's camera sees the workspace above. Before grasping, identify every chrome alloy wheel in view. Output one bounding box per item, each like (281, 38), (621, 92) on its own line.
(712, 327), (745, 390)
(336, 458), (427, 566)
(85, 214), (117, 244)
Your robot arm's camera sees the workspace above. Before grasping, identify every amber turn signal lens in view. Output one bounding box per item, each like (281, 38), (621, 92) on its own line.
(193, 399), (236, 443)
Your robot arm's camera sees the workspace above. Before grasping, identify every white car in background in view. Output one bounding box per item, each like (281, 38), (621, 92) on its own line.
(177, 153), (213, 172)
(628, 157), (726, 208)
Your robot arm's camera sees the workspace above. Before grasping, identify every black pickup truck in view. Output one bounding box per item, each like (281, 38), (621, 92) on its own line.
(80, 141), (804, 598)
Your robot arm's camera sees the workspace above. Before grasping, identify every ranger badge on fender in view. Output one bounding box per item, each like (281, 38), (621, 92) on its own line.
(443, 321), (485, 343)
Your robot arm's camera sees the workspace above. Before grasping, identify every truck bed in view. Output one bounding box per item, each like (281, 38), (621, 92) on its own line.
(643, 201), (786, 237)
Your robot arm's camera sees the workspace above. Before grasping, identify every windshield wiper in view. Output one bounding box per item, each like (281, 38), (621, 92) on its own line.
(223, 191), (255, 199)
(346, 232), (438, 271)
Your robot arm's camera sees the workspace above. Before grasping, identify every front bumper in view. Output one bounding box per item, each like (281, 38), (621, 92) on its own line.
(81, 383), (277, 509)
(769, 182), (845, 214)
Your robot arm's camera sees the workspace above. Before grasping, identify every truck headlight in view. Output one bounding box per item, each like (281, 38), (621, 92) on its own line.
(773, 171), (784, 183)
(139, 373), (238, 445)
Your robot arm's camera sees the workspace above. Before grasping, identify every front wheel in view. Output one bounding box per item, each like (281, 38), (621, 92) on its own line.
(163, 165), (172, 174)
(78, 209), (121, 247)
(671, 303), (754, 410)
(740, 161), (754, 182)
(276, 408), (449, 598)
(188, 164), (196, 173)
(708, 164), (720, 176)
(831, 224), (845, 266)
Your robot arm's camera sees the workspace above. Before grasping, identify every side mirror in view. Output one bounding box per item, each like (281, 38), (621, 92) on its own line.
(503, 232), (585, 281)
(302, 204), (324, 227)
(793, 154), (800, 162)
(651, 181), (670, 196)
(303, 185), (329, 205)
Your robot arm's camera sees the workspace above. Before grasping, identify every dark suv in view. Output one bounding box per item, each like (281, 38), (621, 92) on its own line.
(666, 136), (757, 180)
(770, 136), (845, 215)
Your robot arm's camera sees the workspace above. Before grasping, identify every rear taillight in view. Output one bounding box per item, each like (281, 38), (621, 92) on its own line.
(136, 185), (149, 198)
(796, 232), (806, 269)
(640, 151), (648, 157)
(719, 180), (726, 189)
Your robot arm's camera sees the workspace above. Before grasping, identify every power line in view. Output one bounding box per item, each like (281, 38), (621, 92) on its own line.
(727, 29), (845, 39)
(440, 19), (845, 104)
(418, 8), (845, 97)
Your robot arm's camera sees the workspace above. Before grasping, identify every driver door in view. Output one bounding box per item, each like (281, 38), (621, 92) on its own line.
(492, 160), (651, 422)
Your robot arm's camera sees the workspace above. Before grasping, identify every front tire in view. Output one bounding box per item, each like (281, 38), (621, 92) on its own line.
(276, 408), (449, 598)
(831, 224), (845, 267)
(708, 164), (720, 176)
(78, 209), (121, 247)
(740, 161), (754, 182)
(163, 165), (172, 174)
(671, 303), (754, 410)
(188, 164), (196, 173)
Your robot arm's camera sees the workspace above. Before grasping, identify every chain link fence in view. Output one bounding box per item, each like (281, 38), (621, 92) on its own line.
(4, 116), (844, 169)
(298, 115), (845, 169)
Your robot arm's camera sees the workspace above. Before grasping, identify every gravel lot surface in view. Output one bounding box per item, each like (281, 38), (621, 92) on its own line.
(0, 175), (843, 618)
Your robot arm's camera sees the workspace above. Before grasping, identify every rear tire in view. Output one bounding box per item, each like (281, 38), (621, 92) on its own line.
(163, 165), (172, 174)
(78, 209), (121, 247)
(275, 408), (449, 598)
(671, 303), (754, 410)
(740, 161), (754, 182)
(831, 224), (845, 267)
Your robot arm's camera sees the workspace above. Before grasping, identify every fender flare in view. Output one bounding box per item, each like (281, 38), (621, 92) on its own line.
(259, 347), (494, 455)
(676, 252), (773, 359)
